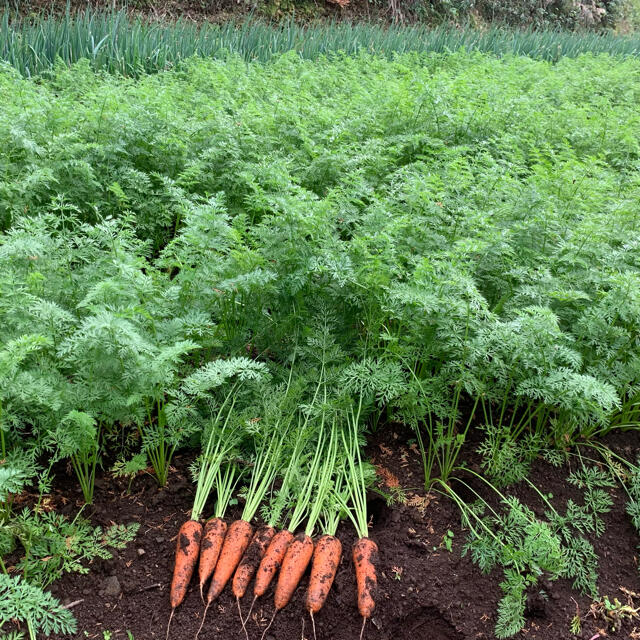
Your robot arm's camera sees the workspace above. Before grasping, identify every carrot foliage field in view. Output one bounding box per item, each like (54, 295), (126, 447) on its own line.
(1, 50), (640, 639)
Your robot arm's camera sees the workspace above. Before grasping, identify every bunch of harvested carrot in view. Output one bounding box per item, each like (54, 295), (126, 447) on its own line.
(261, 424), (338, 640)
(166, 396), (237, 640)
(340, 401), (378, 640)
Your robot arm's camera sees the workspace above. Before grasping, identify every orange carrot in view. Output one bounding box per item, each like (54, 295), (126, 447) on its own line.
(353, 537), (377, 620)
(207, 519), (254, 601)
(244, 528), (293, 629)
(232, 525), (276, 599)
(170, 520), (203, 607)
(167, 519), (202, 639)
(339, 405), (378, 640)
(259, 533), (314, 640)
(254, 529), (294, 598)
(233, 525), (276, 640)
(195, 519), (254, 640)
(306, 534), (342, 615)
(198, 517), (227, 600)
(274, 533), (315, 610)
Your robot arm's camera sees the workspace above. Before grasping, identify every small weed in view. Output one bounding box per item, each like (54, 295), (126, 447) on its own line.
(588, 589), (640, 633)
(391, 566), (404, 581)
(441, 530), (455, 553)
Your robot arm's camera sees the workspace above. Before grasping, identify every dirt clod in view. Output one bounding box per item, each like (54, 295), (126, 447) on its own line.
(100, 576), (121, 598)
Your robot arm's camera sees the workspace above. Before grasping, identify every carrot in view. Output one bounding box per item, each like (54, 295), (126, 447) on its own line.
(259, 534), (315, 640)
(338, 400), (378, 640)
(169, 393), (237, 630)
(197, 460), (241, 601)
(179, 393), (238, 613)
(233, 525), (276, 640)
(244, 528), (293, 632)
(232, 525), (276, 600)
(306, 534), (342, 615)
(170, 520), (204, 607)
(166, 519), (203, 639)
(198, 517), (227, 601)
(250, 366), (331, 610)
(251, 428), (309, 603)
(353, 537), (377, 620)
(305, 436), (348, 640)
(254, 529), (294, 598)
(275, 426), (338, 613)
(274, 533), (315, 610)
(208, 519), (254, 601)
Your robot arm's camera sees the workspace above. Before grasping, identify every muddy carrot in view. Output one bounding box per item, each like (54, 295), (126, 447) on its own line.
(250, 366), (331, 609)
(306, 534), (342, 614)
(232, 525), (276, 599)
(195, 519), (254, 640)
(208, 519), (254, 600)
(169, 393), (237, 640)
(260, 533), (316, 640)
(275, 426), (338, 611)
(208, 430), (287, 602)
(198, 517), (227, 600)
(251, 429), (308, 602)
(169, 398), (236, 620)
(274, 533), (315, 609)
(166, 519), (203, 639)
(197, 460), (240, 599)
(233, 525), (276, 640)
(254, 529), (294, 597)
(353, 537), (377, 620)
(335, 399), (380, 640)
(260, 426), (338, 640)
(304, 437), (350, 640)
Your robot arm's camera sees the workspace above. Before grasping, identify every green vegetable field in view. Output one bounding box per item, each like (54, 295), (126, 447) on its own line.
(1, 25), (639, 640)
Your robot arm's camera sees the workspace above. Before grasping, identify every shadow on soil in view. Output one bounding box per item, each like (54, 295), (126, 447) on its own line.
(393, 606), (463, 640)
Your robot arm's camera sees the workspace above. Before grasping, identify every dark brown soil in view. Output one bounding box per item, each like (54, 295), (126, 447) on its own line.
(45, 427), (639, 640)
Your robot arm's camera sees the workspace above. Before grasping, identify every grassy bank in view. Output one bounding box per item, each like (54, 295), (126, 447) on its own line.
(2, 8), (640, 76)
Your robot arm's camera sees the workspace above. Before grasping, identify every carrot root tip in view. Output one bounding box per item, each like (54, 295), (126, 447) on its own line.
(359, 617), (367, 640)
(310, 611), (317, 640)
(195, 602), (210, 640)
(237, 597), (249, 640)
(165, 608), (175, 640)
(260, 610), (277, 640)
